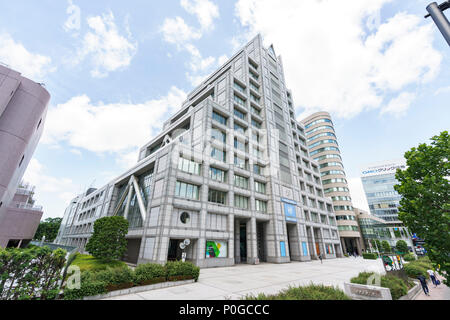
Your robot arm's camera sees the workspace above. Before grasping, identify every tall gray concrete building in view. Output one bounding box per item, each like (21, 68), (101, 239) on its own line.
(301, 112), (363, 255)
(56, 35), (343, 267)
(0, 64), (50, 248)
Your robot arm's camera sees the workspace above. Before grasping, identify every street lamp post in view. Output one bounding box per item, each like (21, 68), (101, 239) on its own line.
(425, 1), (450, 46)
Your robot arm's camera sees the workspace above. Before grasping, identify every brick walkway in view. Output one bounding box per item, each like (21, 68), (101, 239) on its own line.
(414, 274), (450, 300)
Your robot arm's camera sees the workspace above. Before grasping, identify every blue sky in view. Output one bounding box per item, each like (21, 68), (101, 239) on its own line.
(0, 0), (448, 219)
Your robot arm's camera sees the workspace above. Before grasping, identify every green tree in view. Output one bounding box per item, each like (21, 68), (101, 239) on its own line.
(85, 216), (129, 262)
(395, 240), (408, 254)
(34, 217), (62, 242)
(381, 240), (391, 253)
(394, 131), (449, 285)
(375, 240), (382, 252)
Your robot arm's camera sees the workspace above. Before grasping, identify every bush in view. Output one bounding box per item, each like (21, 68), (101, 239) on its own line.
(362, 253), (378, 260)
(0, 246), (67, 300)
(245, 284), (350, 300)
(350, 272), (409, 300)
(381, 241), (392, 253)
(404, 263), (428, 278)
(165, 261), (200, 282)
(71, 253), (127, 273)
(403, 253), (416, 262)
(134, 263), (166, 285)
(85, 216), (129, 262)
(395, 240), (408, 254)
(63, 271), (107, 300)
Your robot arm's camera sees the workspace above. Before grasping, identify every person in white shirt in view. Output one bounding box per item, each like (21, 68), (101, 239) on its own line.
(427, 269), (437, 287)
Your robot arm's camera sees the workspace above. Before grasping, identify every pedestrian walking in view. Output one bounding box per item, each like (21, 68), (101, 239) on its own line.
(417, 274), (430, 296)
(427, 269), (438, 287)
(319, 253), (323, 264)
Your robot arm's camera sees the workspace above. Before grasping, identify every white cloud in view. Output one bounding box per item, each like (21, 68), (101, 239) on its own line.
(42, 86), (187, 155)
(77, 11), (138, 78)
(0, 32), (54, 79)
(235, 0), (442, 119)
(160, 16), (202, 45)
(380, 92), (416, 117)
(180, 0), (219, 31)
(347, 177), (370, 213)
(160, 1), (222, 86)
(23, 158), (80, 218)
(434, 86), (450, 95)
(63, 0), (81, 35)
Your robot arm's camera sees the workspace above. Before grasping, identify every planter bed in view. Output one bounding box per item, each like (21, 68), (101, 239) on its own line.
(83, 278), (195, 300)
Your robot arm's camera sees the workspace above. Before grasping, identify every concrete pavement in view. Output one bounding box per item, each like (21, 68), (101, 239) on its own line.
(103, 257), (385, 300)
(415, 274), (450, 300)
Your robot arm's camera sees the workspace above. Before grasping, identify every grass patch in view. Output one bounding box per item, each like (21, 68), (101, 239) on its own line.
(71, 253), (127, 273)
(244, 284), (350, 300)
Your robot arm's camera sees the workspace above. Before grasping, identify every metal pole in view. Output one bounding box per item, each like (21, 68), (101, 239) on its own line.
(426, 2), (450, 46)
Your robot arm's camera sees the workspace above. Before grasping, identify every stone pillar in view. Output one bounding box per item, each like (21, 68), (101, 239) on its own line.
(235, 218), (241, 263)
(247, 217), (258, 264)
(356, 238), (363, 256)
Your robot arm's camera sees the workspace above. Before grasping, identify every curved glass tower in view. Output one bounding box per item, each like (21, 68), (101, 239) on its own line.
(301, 112), (363, 255)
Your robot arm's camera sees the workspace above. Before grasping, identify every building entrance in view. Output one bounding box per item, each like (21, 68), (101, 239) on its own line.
(168, 239), (183, 261)
(239, 223), (247, 263)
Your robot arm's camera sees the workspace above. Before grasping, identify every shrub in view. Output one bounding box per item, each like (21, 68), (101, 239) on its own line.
(165, 261), (200, 282)
(85, 216), (129, 262)
(245, 284), (350, 300)
(350, 272), (409, 300)
(0, 246), (67, 300)
(404, 263), (428, 278)
(362, 253), (378, 260)
(63, 271), (107, 300)
(395, 240), (408, 254)
(134, 263), (166, 285)
(381, 241), (392, 253)
(403, 253), (416, 262)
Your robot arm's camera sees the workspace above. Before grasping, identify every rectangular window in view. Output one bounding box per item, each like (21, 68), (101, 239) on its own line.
(175, 181), (199, 200)
(208, 189), (227, 205)
(211, 128), (226, 143)
(209, 167), (226, 182)
(234, 175), (249, 189)
(255, 181), (266, 194)
(234, 155), (247, 170)
(251, 119), (261, 129)
(234, 123), (246, 135)
(234, 108), (246, 120)
(253, 164), (263, 175)
(233, 94), (246, 107)
(255, 200), (267, 212)
(234, 195), (249, 209)
(251, 106), (261, 116)
(211, 147), (226, 162)
(178, 157), (201, 175)
(233, 82), (246, 94)
(234, 138), (246, 152)
(212, 111), (227, 125)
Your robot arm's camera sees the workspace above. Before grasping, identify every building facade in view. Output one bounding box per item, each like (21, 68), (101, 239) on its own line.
(301, 112), (363, 255)
(360, 159), (413, 251)
(56, 35), (343, 267)
(0, 64), (50, 248)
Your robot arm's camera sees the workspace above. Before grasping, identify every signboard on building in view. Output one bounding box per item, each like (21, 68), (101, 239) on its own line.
(281, 198), (297, 222)
(360, 159), (406, 177)
(206, 240), (227, 258)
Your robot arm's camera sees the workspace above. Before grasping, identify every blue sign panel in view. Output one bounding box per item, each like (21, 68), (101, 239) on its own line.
(283, 200), (297, 222)
(302, 242), (308, 256)
(280, 241), (286, 257)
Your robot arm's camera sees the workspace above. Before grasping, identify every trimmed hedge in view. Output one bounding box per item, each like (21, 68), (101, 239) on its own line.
(362, 253), (378, 260)
(63, 261), (200, 300)
(403, 257), (432, 278)
(245, 284), (350, 300)
(165, 261), (200, 282)
(134, 263), (166, 285)
(350, 272), (412, 300)
(403, 253), (416, 262)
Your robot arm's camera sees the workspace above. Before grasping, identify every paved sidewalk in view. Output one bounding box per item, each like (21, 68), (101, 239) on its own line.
(103, 257), (385, 300)
(415, 275), (450, 300)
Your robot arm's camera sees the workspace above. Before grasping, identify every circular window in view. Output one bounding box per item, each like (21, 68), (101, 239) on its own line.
(180, 212), (190, 224)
